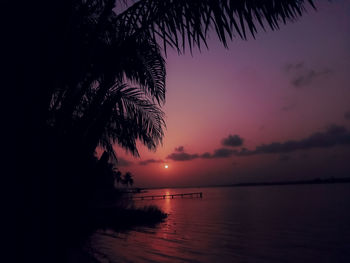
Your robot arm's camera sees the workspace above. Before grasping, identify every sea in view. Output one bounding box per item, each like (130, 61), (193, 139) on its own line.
(90, 184), (350, 262)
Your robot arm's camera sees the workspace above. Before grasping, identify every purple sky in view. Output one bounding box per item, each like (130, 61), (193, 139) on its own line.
(114, 0), (350, 188)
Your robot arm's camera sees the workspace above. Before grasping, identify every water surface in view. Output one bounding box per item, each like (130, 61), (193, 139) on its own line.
(91, 184), (350, 262)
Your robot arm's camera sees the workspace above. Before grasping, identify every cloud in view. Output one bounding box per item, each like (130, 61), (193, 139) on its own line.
(251, 124), (350, 154)
(221, 134), (244, 147)
(345, 111), (350, 120)
(139, 159), (163, 166)
(237, 125), (350, 155)
(166, 125), (350, 162)
(200, 152), (212, 159)
(326, 124), (347, 135)
(167, 152), (199, 161)
(292, 69), (331, 87)
(238, 147), (254, 156)
(284, 62), (332, 88)
(212, 148), (238, 158)
(167, 147), (199, 161)
(199, 148), (238, 159)
(117, 157), (133, 167)
(284, 62), (305, 72)
(281, 102), (297, 111)
(168, 135), (244, 162)
(168, 147), (241, 161)
(175, 146), (184, 152)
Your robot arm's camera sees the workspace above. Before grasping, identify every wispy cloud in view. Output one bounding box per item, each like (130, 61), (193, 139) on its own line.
(221, 134), (244, 147)
(166, 125), (350, 162)
(167, 151), (199, 161)
(139, 159), (164, 166)
(175, 146), (184, 152)
(117, 157), (133, 167)
(284, 62), (332, 88)
(281, 102), (297, 111)
(201, 148), (238, 159)
(251, 124), (350, 154)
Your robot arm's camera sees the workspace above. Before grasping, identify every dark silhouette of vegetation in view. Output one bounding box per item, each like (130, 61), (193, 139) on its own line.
(122, 171), (134, 187)
(5, 0), (315, 262)
(93, 205), (167, 231)
(113, 169), (123, 188)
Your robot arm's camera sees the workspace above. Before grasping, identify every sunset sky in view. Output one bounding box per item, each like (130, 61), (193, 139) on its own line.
(114, 0), (350, 188)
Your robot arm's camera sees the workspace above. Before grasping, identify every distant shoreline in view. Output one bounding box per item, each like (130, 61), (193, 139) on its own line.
(227, 177), (350, 188)
(144, 177), (350, 190)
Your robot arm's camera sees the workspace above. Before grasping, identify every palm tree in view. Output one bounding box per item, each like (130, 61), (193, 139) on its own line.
(45, 0), (315, 161)
(9, 1), (316, 260)
(115, 0), (315, 52)
(113, 169), (122, 188)
(122, 172), (134, 188)
(47, 32), (166, 164)
(10, 0), (317, 168)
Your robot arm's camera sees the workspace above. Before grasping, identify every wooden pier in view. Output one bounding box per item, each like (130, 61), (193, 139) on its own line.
(132, 192), (203, 200)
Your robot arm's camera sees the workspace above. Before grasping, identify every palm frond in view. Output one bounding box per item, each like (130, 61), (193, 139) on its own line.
(99, 84), (165, 157)
(92, 35), (166, 105)
(116, 0), (315, 53)
(45, 0), (316, 159)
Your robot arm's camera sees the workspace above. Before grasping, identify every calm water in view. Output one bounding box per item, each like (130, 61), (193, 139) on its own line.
(91, 184), (350, 262)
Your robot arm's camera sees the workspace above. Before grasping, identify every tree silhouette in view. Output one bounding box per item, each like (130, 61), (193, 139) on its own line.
(113, 169), (123, 188)
(42, 0), (315, 161)
(7, 0), (315, 261)
(122, 172), (134, 188)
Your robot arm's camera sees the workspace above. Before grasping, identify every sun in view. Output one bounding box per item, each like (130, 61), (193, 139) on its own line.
(164, 164), (169, 169)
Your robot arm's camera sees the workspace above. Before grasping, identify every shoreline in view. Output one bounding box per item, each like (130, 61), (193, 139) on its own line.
(143, 177), (350, 190)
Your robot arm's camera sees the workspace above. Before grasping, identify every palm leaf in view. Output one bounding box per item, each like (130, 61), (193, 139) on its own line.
(103, 84), (165, 155)
(115, 0), (315, 53)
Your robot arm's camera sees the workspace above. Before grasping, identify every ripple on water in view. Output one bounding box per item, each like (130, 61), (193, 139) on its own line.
(91, 185), (350, 263)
